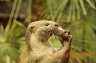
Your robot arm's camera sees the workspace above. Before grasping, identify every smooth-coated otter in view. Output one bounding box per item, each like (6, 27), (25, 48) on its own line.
(25, 20), (72, 63)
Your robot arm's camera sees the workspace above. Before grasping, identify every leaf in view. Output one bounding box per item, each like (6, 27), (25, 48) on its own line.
(72, 2), (76, 20)
(0, 24), (4, 32)
(78, 0), (87, 15)
(46, 0), (55, 20)
(56, 0), (69, 22)
(67, 1), (72, 22)
(5, 0), (18, 33)
(75, 0), (80, 19)
(86, 0), (96, 9)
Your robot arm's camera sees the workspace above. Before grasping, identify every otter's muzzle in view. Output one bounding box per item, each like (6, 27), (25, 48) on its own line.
(54, 27), (64, 36)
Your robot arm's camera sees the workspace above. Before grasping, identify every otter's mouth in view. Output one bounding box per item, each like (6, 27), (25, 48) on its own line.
(43, 27), (65, 43)
(46, 27), (64, 40)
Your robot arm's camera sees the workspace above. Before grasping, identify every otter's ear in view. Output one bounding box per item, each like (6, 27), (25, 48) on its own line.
(25, 26), (34, 42)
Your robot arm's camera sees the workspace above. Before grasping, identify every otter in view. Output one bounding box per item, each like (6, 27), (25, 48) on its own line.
(25, 20), (72, 63)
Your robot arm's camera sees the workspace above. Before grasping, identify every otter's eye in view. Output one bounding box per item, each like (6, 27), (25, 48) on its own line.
(55, 24), (58, 27)
(45, 23), (49, 26)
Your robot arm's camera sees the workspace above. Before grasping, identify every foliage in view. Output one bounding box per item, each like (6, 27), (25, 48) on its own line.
(0, 20), (26, 63)
(37, 0), (96, 22)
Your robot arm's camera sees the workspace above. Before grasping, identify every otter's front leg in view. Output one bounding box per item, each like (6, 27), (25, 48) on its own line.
(59, 30), (72, 63)
(54, 29), (72, 63)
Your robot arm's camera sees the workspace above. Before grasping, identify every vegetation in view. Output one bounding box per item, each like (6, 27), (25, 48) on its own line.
(0, 20), (26, 63)
(0, 0), (96, 63)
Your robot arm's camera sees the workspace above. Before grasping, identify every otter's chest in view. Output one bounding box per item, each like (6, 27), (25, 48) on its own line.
(30, 47), (54, 61)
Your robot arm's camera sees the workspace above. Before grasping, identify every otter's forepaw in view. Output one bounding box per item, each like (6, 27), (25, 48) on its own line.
(59, 30), (72, 44)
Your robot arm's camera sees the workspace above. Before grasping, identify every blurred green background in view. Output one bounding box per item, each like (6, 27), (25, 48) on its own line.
(0, 0), (96, 63)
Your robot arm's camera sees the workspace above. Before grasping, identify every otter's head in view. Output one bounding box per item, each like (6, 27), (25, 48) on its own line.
(25, 20), (64, 43)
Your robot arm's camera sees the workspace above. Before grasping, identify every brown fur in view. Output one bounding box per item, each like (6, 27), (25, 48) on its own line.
(25, 20), (72, 63)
